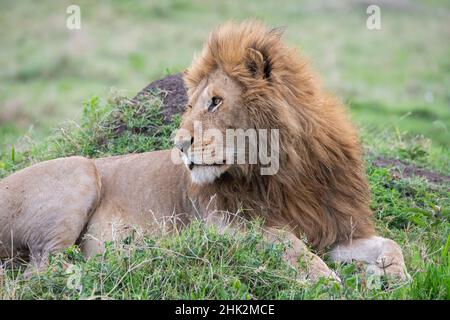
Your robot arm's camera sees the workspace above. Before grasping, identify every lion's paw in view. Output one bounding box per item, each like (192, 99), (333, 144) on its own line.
(365, 255), (411, 283)
(306, 257), (342, 284)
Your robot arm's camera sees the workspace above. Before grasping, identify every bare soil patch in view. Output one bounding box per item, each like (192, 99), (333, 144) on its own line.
(372, 157), (450, 186)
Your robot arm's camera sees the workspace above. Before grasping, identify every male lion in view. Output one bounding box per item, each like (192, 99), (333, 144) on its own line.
(0, 21), (407, 281)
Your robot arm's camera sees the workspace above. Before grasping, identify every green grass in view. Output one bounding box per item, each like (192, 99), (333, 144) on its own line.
(1, 93), (449, 299)
(3, 221), (449, 299)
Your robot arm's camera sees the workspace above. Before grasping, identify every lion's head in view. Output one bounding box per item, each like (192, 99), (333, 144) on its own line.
(173, 68), (245, 184)
(174, 21), (306, 184)
(174, 21), (375, 249)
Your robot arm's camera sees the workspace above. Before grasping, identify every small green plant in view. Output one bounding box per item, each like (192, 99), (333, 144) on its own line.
(11, 145), (15, 163)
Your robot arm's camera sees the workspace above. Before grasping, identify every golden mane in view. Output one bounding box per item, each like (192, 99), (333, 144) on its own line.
(184, 21), (375, 250)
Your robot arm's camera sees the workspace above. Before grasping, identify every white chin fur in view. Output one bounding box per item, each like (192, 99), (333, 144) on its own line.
(190, 166), (225, 185)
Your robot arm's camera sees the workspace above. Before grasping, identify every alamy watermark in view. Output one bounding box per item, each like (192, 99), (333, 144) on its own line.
(366, 5), (381, 30)
(66, 5), (81, 30)
(172, 121), (280, 176)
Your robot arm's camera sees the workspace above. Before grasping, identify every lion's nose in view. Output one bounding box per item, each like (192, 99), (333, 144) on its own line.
(175, 137), (194, 153)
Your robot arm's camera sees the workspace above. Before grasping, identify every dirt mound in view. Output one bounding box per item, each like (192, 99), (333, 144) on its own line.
(136, 74), (449, 186)
(372, 157), (450, 186)
(134, 73), (187, 122)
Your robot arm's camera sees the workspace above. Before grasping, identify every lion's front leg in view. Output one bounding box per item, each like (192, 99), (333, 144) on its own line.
(264, 228), (340, 283)
(329, 236), (409, 282)
(205, 212), (339, 282)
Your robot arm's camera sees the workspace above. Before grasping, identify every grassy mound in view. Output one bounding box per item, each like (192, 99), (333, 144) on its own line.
(0, 92), (180, 178)
(0, 93), (449, 299)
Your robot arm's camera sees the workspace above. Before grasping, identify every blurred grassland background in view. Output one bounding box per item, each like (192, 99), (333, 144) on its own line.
(0, 0), (449, 171)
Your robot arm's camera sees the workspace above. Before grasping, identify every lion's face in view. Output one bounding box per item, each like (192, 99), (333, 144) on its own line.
(175, 69), (270, 184)
(174, 69), (253, 184)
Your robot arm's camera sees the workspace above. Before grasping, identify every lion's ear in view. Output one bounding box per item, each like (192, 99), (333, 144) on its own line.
(245, 48), (270, 80)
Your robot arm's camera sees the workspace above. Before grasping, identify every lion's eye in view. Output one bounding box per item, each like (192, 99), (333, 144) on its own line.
(207, 96), (223, 112)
